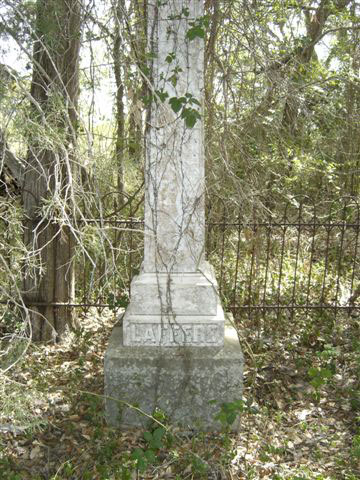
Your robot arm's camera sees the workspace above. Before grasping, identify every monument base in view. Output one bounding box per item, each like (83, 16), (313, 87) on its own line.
(123, 263), (225, 347)
(104, 319), (243, 431)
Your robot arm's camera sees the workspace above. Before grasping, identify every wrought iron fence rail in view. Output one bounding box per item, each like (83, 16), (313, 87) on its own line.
(232, 305), (359, 310)
(1, 197), (359, 318)
(69, 219), (360, 229)
(1, 300), (358, 312)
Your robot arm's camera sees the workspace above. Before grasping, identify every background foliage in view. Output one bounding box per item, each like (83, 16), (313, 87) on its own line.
(0, 0), (359, 478)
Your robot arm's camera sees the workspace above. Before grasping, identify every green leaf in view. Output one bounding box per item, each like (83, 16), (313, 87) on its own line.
(308, 367), (318, 378)
(144, 449), (156, 463)
(215, 411), (228, 425)
(186, 25), (205, 41)
(142, 94), (153, 106)
(191, 98), (201, 106)
(131, 447), (144, 461)
(226, 412), (237, 425)
(144, 427), (164, 450)
(310, 377), (324, 389)
(143, 431), (153, 443)
(320, 368), (333, 379)
(182, 7), (189, 17)
(169, 96), (185, 113)
(165, 52), (175, 64)
(155, 90), (169, 102)
(234, 399), (245, 411)
(145, 51), (157, 59)
(169, 74), (178, 87)
(181, 107), (201, 128)
(215, 400), (245, 426)
(137, 457), (147, 473)
(131, 448), (148, 473)
(152, 427), (165, 448)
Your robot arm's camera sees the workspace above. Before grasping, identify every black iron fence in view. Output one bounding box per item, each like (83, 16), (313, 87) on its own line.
(1, 196), (359, 322)
(71, 195), (360, 322)
(207, 196), (360, 324)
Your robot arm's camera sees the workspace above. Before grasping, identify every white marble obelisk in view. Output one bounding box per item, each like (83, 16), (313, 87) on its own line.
(105, 0), (243, 430)
(123, 0), (225, 347)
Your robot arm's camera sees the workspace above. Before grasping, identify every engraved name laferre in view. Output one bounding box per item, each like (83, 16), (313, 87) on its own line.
(127, 322), (222, 346)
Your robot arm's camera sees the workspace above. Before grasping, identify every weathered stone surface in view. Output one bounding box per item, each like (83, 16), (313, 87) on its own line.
(105, 321), (244, 431)
(129, 272), (218, 316)
(122, 0), (217, 345)
(144, 0), (206, 273)
(104, 0), (244, 430)
(123, 261), (225, 346)
(123, 305), (225, 347)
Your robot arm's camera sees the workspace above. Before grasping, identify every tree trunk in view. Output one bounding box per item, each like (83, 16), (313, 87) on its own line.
(344, 0), (360, 196)
(113, 0), (126, 208)
(127, 0), (146, 164)
(0, 128), (22, 196)
(22, 0), (82, 342)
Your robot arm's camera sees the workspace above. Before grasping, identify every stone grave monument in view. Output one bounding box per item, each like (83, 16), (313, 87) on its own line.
(105, 0), (243, 430)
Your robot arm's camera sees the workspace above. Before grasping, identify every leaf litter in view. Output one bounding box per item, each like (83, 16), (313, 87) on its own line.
(0, 308), (359, 479)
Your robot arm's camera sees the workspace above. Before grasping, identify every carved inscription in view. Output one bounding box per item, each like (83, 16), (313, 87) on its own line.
(127, 323), (222, 346)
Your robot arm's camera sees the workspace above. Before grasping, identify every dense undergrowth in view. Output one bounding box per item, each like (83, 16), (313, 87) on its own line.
(1, 307), (359, 479)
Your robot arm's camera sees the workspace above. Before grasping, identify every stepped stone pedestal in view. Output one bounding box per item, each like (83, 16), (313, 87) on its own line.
(104, 0), (243, 430)
(105, 320), (243, 430)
